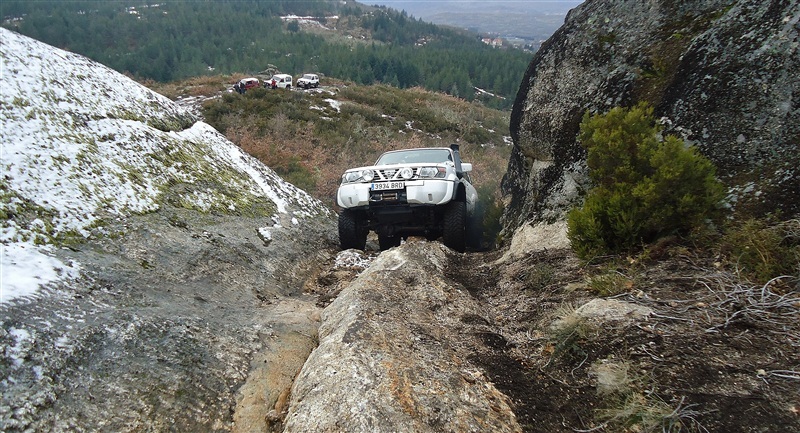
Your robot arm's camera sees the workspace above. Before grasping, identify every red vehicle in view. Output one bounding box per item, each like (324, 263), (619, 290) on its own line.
(238, 77), (261, 90)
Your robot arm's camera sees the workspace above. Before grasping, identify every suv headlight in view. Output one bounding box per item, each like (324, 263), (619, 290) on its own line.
(417, 166), (446, 178)
(342, 169), (375, 183)
(343, 171), (361, 183)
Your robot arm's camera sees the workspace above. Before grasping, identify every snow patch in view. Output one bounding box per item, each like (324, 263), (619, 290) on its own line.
(258, 227), (273, 242)
(6, 328), (32, 367)
(1, 243), (81, 304)
(334, 250), (374, 271)
(325, 99), (342, 112)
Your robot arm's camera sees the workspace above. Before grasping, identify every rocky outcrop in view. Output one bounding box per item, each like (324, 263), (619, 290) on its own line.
(504, 0), (799, 232)
(284, 242), (522, 433)
(1, 28), (335, 432)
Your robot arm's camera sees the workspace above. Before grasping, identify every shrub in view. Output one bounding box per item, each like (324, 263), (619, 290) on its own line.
(461, 125), (494, 145)
(568, 103), (725, 259)
(720, 218), (800, 285)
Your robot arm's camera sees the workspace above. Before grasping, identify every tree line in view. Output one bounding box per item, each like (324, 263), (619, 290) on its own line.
(2, 0), (530, 109)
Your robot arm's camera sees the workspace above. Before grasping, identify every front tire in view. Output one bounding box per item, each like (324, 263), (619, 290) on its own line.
(442, 201), (466, 252)
(339, 210), (367, 250)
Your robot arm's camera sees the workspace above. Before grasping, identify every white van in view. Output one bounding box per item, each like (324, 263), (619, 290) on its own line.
(267, 74), (292, 89)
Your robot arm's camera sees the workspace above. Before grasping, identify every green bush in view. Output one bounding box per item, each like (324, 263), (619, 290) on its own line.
(721, 218), (800, 285)
(568, 103), (725, 259)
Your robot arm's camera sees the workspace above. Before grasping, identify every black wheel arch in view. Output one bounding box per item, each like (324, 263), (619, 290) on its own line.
(454, 182), (467, 202)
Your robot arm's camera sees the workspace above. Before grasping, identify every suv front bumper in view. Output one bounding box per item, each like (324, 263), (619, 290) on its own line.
(337, 179), (456, 208)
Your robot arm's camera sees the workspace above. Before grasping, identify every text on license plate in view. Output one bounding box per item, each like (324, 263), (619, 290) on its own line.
(371, 181), (405, 191)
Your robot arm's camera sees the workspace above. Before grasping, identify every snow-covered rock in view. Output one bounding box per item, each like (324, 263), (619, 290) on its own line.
(1, 28), (335, 431)
(1, 27), (332, 304)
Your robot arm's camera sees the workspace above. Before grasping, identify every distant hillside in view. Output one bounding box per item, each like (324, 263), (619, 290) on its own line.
(371, 0), (583, 46)
(1, 0), (531, 109)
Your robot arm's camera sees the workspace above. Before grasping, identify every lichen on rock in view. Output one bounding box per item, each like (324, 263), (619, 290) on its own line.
(504, 0), (799, 234)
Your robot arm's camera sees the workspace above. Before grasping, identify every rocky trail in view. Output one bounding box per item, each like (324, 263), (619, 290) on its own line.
(271, 233), (799, 432)
(3, 204), (798, 432)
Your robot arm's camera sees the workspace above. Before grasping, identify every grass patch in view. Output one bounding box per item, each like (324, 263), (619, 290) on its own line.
(720, 218), (800, 286)
(587, 270), (635, 296)
(545, 304), (594, 365)
(590, 360), (709, 432)
(525, 263), (555, 291)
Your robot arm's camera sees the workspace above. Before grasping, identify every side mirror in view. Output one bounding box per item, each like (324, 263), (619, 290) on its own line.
(461, 163), (472, 173)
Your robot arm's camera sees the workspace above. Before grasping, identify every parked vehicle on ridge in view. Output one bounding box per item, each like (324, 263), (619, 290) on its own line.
(297, 73), (320, 89)
(234, 77), (261, 93)
(267, 74), (292, 89)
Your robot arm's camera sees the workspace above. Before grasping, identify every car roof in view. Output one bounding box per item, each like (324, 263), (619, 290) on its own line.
(381, 147), (451, 154)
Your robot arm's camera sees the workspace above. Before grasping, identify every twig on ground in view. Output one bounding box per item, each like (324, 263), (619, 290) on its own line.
(766, 370), (800, 380)
(571, 422), (607, 432)
(700, 273), (799, 332)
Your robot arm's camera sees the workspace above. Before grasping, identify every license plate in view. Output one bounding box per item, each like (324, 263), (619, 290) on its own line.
(371, 181), (405, 191)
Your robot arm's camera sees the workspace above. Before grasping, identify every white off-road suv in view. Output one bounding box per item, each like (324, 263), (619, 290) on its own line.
(267, 73), (292, 89)
(336, 144), (478, 252)
(297, 73), (320, 89)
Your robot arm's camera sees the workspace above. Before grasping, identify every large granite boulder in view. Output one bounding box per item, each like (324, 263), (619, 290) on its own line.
(1, 28), (335, 432)
(504, 0), (799, 232)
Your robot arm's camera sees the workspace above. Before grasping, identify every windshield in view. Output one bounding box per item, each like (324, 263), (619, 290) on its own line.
(376, 149), (452, 165)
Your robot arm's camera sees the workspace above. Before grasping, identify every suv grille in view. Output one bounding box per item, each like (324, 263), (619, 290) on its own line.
(376, 168), (400, 180)
(375, 168), (426, 181)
